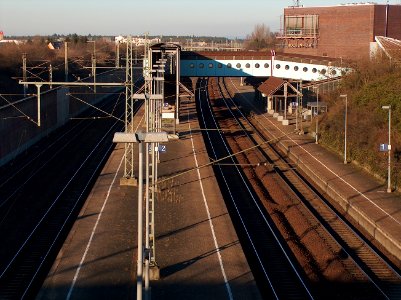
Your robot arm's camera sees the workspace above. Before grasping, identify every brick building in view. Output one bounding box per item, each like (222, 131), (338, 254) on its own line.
(278, 3), (401, 60)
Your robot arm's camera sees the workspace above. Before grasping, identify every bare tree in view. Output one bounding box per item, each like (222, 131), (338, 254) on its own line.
(245, 24), (276, 51)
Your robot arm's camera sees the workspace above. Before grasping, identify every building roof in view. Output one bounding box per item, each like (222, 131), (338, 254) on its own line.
(307, 101), (327, 108)
(257, 77), (302, 97)
(181, 51), (340, 64)
(375, 36), (401, 62)
(257, 77), (286, 96)
(150, 43), (181, 51)
(285, 3), (393, 9)
(47, 41), (63, 50)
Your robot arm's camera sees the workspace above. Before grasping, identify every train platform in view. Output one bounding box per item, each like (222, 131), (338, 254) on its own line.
(37, 99), (261, 299)
(230, 79), (401, 262)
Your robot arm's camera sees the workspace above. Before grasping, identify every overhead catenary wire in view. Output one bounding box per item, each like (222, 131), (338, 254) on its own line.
(68, 93), (124, 123)
(0, 94), (38, 125)
(156, 132), (290, 185)
(25, 69), (46, 82)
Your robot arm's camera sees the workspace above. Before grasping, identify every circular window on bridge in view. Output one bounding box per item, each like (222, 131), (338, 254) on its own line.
(285, 65), (290, 70)
(320, 69), (327, 75)
(208, 63), (214, 68)
(303, 67), (308, 72)
(245, 63), (250, 68)
(236, 63), (242, 68)
(264, 63), (270, 68)
(218, 63), (223, 68)
(255, 63), (260, 68)
(312, 68), (317, 73)
(331, 69), (337, 75)
(189, 63), (195, 69)
(199, 63), (204, 69)
(294, 66), (299, 71)
(276, 64), (281, 69)
(227, 63), (232, 68)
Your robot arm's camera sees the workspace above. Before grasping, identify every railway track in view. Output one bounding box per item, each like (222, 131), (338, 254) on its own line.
(196, 78), (313, 299)
(0, 95), (122, 220)
(0, 90), (142, 299)
(223, 78), (401, 299)
(225, 77), (401, 295)
(209, 77), (401, 299)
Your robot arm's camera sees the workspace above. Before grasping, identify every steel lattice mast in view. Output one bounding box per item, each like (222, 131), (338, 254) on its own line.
(121, 36), (137, 185)
(144, 36), (165, 281)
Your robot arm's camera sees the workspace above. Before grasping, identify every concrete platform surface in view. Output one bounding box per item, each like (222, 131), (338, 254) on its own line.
(37, 99), (261, 300)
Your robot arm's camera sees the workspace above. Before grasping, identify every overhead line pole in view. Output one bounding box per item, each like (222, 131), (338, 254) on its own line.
(121, 36), (137, 186)
(49, 64), (53, 89)
(115, 42), (120, 68)
(144, 35), (152, 297)
(65, 42), (68, 82)
(22, 53), (27, 97)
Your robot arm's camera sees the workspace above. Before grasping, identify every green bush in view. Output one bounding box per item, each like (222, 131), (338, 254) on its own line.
(319, 59), (401, 188)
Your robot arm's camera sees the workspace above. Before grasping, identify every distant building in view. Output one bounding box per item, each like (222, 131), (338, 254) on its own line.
(115, 35), (161, 46)
(278, 3), (401, 60)
(0, 39), (23, 45)
(47, 41), (63, 50)
(0, 31), (3, 40)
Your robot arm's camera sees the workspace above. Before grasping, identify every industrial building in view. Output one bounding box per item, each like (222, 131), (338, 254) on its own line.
(278, 3), (401, 60)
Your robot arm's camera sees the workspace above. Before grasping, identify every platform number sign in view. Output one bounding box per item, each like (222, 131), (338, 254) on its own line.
(380, 144), (389, 152)
(148, 144), (167, 153)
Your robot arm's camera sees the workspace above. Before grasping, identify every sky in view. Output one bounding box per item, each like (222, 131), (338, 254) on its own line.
(0, 0), (400, 38)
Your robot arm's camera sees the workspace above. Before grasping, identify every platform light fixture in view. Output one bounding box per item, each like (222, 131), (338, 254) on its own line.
(340, 94), (348, 164)
(313, 86), (319, 144)
(382, 105), (392, 193)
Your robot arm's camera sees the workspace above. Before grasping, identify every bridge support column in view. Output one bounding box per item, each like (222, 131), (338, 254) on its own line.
(267, 96), (273, 112)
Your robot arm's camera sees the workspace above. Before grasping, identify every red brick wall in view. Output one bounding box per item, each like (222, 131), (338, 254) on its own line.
(374, 5), (401, 39)
(282, 4), (401, 60)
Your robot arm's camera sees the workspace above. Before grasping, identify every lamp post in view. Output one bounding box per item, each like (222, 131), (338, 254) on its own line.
(382, 105), (392, 193)
(340, 94), (348, 164)
(313, 86), (319, 144)
(113, 131), (169, 300)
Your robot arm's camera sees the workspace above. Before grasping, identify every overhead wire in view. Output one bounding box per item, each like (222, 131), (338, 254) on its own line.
(68, 93), (124, 123)
(0, 94), (38, 125)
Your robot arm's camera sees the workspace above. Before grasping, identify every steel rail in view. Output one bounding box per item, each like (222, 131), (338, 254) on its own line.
(224, 77), (401, 299)
(0, 97), (142, 299)
(199, 78), (314, 299)
(211, 78), (315, 299)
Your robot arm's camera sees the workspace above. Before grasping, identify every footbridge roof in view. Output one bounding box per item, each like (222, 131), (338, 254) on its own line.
(180, 51), (348, 81)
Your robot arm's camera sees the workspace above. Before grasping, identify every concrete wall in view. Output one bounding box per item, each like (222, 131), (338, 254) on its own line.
(0, 70), (125, 167)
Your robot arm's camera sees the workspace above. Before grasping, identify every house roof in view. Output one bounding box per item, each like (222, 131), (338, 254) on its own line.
(48, 41), (63, 50)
